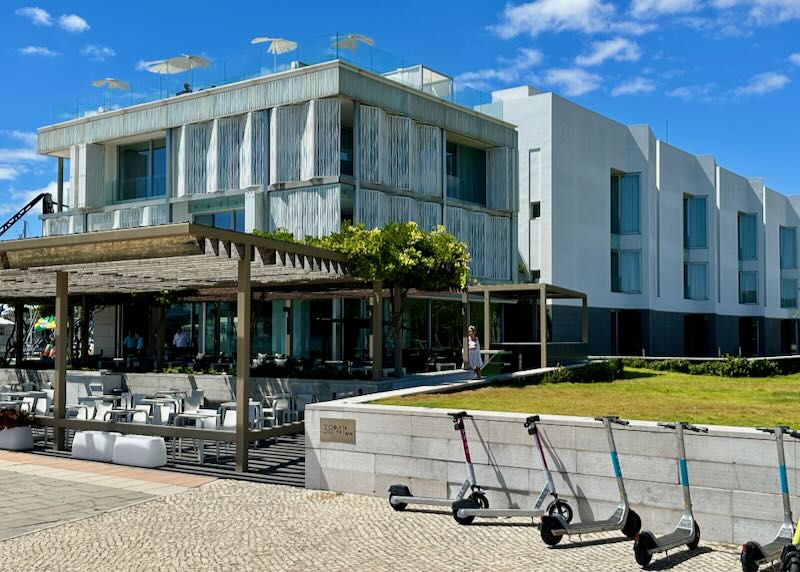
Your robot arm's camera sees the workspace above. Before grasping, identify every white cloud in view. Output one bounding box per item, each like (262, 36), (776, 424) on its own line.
(492, 0), (616, 37)
(0, 182), (60, 218)
(59, 14), (89, 33)
(135, 60), (152, 71)
(0, 131), (45, 183)
(666, 82), (717, 101)
(0, 131), (37, 147)
(611, 76), (656, 96)
(0, 167), (21, 181)
(575, 37), (641, 66)
(82, 45), (116, 62)
(631, 0), (700, 18)
(543, 67), (602, 96)
(734, 71), (790, 95)
(19, 46), (59, 57)
(15, 6), (52, 26)
(791, 53), (800, 65)
(457, 48), (544, 90)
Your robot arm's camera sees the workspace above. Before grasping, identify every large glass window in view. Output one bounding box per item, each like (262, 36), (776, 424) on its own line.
(611, 250), (640, 293)
(781, 279), (798, 308)
(118, 139), (166, 202)
(611, 173), (640, 234)
(446, 142), (486, 206)
(739, 271), (758, 304)
(683, 196), (707, 249)
(780, 226), (797, 269)
(738, 212), (757, 260)
(340, 127), (353, 176)
(194, 209), (245, 232)
(684, 263), (708, 300)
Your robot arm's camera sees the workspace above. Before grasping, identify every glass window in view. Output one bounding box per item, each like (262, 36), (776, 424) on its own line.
(234, 209), (245, 232)
(446, 143), (486, 206)
(611, 250), (640, 293)
(780, 226), (797, 270)
(739, 271), (758, 304)
(214, 211), (233, 230)
(340, 127), (354, 176)
(738, 213), (757, 260)
(611, 173), (639, 234)
(684, 263), (708, 300)
(194, 209), (244, 231)
(683, 196), (707, 249)
(781, 279), (798, 308)
(194, 213), (213, 227)
(530, 201), (541, 219)
(117, 139), (166, 202)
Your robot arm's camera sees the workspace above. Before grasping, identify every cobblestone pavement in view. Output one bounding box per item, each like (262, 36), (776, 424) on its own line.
(0, 469), (152, 540)
(0, 479), (747, 572)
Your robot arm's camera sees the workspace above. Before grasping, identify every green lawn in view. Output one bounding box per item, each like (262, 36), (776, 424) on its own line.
(373, 368), (800, 427)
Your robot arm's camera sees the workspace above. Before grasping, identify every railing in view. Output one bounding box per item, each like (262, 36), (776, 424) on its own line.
(51, 32), (503, 124)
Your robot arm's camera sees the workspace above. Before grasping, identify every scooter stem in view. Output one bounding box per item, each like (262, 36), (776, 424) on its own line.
(676, 423), (693, 513)
(774, 427), (793, 522)
(603, 418), (629, 504)
(532, 421), (557, 493)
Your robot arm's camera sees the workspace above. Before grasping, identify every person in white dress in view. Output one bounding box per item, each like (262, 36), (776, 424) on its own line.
(467, 325), (483, 379)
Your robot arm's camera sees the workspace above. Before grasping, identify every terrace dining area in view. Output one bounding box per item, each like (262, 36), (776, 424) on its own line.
(0, 223), (358, 475)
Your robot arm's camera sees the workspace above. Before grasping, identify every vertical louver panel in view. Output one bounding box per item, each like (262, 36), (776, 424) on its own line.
(486, 147), (515, 211)
(216, 115), (245, 191)
(206, 119), (219, 192)
(71, 143), (104, 209)
(414, 124), (441, 197)
(312, 98), (341, 178)
(446, 206), (503, 278)
(185, 122), (212, 195)
(384, 115), (413, 189)
(244, 190), (265, 233)
(173, 126), (187, 197)
(270, 103), (306, 183)
(419, 201), (442, 231)
(356, 188), (441, 232)
(269, 184), (341, 239)
(485, 215), (511, 280)
(359, 105), (385, 185)
(355, 188), (385, 229)
(239, 111), (266, 189)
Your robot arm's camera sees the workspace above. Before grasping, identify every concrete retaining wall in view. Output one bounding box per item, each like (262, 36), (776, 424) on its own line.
(305, 397), (799, 545)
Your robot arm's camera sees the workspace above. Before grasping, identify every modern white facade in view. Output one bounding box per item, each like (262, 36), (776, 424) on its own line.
(496, 85), (799, 357)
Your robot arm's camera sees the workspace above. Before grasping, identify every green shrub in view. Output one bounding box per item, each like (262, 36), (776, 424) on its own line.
(541, 361), (622, 385)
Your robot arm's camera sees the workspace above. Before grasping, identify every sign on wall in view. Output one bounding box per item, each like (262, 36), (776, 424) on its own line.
(320, 418), (356, 444)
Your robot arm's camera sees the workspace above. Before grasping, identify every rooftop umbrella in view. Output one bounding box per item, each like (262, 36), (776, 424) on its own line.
(251, 37), (297, 72)
(145, 54), (210, 94)
(92, 78), (130, 108)
(332, 33), (374, 51)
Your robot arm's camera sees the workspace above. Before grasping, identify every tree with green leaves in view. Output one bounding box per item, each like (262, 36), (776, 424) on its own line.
(259, 222), (470, 376)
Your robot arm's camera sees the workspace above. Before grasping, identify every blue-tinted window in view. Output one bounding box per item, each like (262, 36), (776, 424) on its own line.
(738, 213), (757, 260)
(683, 196), (707, 249)
(739, 271), (758, 304)
(781, 278), (797, 308)
(118, 139), (166, 202)
(780, 227), (797, 269)
(684, 263), (707, 300)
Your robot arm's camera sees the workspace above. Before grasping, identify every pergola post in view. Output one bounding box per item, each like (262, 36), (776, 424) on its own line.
(235, 245), (252, 473)
(483, 290), (490, 351)
(53, 271), (68, 450)
(13, 302), (24, 366)
(582, 295), (589, 345)
(370, 280), (382, 381)
(462, 289), (470, 369)
(539, 287), (548, 368)
(283, 300), (293, 357)
(56, 157), (64, 213)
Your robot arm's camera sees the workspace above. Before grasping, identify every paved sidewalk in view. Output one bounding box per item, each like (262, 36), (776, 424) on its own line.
(0, 478), (743, 572)
(0, 451), (214, 541)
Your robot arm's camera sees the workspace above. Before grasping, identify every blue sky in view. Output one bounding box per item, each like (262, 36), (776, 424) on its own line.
(0, 0), (798, 237)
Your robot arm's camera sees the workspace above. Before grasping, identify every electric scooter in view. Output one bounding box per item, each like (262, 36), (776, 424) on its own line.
(388, 411), (488, 511)
(633, 421), (707, 567)
(740, 426), (800, 572)
(539, 416), (642, 546)
(451, 415), (573, 525)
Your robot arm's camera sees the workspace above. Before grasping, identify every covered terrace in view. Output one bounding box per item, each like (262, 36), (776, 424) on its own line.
(0, 223), (364, 472)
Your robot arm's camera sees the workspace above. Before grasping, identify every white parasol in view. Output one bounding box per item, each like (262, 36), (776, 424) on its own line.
(251, 37), (297, 72)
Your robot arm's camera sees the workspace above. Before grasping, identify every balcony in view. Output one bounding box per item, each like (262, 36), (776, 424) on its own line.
(42, 204), (169, 237)
(50, 32), (503, 125)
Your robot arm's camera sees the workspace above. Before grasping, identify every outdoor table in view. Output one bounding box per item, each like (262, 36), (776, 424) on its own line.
(175, 412), (221, 462)
(140, 397), (180, 414)
(99, 395), (122, 404)
(220, 401), (263, 429)
(0, 391), (34, 400)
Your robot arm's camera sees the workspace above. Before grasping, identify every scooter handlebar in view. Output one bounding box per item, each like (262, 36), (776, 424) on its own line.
(524, 415), (540, 427)
(447, 411), (470, 419)
(789, 430), (800, 440)
(593, 416), (629, 426)
(686, 424), (708, 433)
(657, 422), (676, 430)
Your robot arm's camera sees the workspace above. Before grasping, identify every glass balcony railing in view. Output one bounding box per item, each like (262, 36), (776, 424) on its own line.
(50, 32), (503, 125)
(104, 175), (167, 205)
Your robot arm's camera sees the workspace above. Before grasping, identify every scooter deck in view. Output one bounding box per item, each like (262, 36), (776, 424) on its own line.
(556, 515), (622, 536)
(390, 496), (455, 507)
(650, 529), (693, 552)
(457, 507), (543, 519)
(755, 538), (792, 562)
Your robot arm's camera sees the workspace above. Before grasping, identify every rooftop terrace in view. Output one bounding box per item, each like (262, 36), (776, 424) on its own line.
(50, 32), (503, 126)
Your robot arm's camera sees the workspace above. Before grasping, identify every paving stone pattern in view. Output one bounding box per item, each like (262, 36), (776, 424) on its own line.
(0, 479), (746, 571)
(0, 469), (152, 540)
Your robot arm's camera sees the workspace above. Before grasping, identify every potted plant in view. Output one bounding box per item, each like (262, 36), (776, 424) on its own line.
(0, 409), (34, 451)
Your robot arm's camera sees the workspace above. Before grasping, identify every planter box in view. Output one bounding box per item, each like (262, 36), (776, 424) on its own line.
(0, 426), (33, 451)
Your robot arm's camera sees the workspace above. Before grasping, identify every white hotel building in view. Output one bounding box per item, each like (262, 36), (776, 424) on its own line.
(497, 85), (799, 357)
(34, 54), (799, 360)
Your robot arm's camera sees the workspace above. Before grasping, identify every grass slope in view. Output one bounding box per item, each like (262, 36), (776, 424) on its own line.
(374, 368), (800, 427)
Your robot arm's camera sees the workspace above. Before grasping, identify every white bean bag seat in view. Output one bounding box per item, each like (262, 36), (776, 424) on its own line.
(112, 435), (167, 468)
(72, 431), (121, 462)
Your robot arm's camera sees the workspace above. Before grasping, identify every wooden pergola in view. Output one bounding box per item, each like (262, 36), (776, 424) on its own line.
(465, 283), (589, 369)
(0, 223), (363, 472)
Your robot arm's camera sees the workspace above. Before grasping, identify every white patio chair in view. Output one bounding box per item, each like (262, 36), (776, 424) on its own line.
(273, 397), (296, 423)
(131, 405), (151, 424)
(20, 397), (36, 414)
(34, 396), (51, 416)
(95, 401), (113, 421)
(183, 389), (204, 414)
(221, 409), (237, 431)
(150, 403), (173, 426)
(88, 382), (104, 397)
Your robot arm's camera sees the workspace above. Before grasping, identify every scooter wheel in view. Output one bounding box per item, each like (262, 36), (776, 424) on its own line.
(388, 496), (407, 512)
(452, 497), (479, 525)
(621, 510), (641, 539)
(540, 517), (563, 546)
(739, 544), (759, 572)
(470, 492), (489, 509)
(633, 533), (655, 567)
(547, 499), (573, 524)
(687, 523), (701, 550)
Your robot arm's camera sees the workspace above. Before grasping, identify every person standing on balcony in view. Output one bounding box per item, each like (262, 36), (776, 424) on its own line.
(467, 325), (483, 380)
(123, 331), (136, 358)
